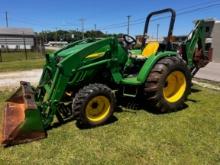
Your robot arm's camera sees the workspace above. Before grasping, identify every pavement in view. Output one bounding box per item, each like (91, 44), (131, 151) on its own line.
(45, 46), (61, 51)
(195, 62), (220, 82)
(0, 69), (42, 89)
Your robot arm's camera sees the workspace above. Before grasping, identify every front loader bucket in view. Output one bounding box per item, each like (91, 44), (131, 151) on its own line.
(1, 81), (46, 146)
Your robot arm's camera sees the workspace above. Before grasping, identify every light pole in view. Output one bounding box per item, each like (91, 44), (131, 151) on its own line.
(127, 15), (131, 35)
(79, 18), (85, 39)
(157, 24), (160, 41)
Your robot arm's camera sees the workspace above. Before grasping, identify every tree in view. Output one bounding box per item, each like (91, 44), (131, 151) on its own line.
(38, 30), (112, 43)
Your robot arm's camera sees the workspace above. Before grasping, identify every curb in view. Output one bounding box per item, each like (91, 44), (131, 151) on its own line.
(192, 78), (220, 91)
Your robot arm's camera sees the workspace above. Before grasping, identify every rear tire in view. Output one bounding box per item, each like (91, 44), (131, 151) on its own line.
(72, 84), (115, 127)
(144, 56), (191, 113)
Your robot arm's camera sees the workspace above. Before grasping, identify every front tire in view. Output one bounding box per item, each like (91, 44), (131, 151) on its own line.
(72, 84), (116, 127)
(144, 56), (191, 112)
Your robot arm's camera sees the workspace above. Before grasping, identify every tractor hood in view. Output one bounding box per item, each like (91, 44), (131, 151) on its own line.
(56, 42), (95, 57)
(54, 38), (106, 58)
(45, 39), (111, 66)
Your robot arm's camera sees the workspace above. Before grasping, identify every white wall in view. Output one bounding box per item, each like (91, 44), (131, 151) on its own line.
(212, 22), (220, 62)
(19, 45), (31, 49)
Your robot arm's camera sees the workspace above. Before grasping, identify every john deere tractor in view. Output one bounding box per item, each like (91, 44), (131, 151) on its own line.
(1, 8), (213, 146)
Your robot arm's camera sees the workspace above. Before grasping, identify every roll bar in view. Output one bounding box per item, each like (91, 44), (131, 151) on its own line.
(141, 8), (176, 50)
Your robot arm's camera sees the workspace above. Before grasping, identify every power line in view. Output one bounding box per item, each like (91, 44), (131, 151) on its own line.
(99, 3), (220, 31)
(98, 0), (220, 30)
(99, 21), (127, 29)
(5, 13), (80, 30)
(132, 3), (220, 26)
(1, 0), (220, 32)
(14, 16), (79, 28)
(8, 16), (80, 31)
(129, 0), (220, 24)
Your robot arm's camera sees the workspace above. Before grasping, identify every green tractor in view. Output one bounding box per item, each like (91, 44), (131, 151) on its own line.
(1, 8), (213, 146)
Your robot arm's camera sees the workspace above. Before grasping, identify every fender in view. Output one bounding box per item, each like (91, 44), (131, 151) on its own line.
(137, 51), (177, 83)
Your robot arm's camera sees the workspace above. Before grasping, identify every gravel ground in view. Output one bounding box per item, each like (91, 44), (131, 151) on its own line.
(0, 69), (42, 90)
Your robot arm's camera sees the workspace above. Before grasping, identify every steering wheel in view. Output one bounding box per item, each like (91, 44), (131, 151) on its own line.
(123, 34), (137, 46)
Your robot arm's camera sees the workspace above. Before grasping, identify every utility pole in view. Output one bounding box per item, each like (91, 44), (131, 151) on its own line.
(41, 30), (45, 56)
(127, 15), (131, 35)
(55, 27), (58, 41)
(44, 31), (48, 43)
(5, 11), (8, 28)
(79, 18), (85, 39)
(56, 27), (58, 41)
(156, 24), (160, 41)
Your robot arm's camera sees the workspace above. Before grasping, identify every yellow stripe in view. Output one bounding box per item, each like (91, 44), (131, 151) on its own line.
(86, 52), (105, 59)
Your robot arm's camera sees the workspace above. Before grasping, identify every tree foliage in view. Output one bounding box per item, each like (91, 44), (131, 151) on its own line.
(38, 30), (115, 43)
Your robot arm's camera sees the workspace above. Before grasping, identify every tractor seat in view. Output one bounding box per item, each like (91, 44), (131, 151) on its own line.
(130, 41), (159, 60)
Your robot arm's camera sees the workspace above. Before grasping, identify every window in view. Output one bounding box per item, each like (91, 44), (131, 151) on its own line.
(205, 43), (212, 51)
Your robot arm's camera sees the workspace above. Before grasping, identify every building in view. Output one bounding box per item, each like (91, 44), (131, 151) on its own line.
(136, 35), (164, 44)
(212, 21), (220, 62)
(0, 27), (35, 50)
(196, 19), (220, 63)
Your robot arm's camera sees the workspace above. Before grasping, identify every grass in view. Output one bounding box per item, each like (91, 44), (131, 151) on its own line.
(0, 51), (44, 62)
(0, 50), (56, 72)
(0, 59), (45, 72)
(0, 85), (219, 164)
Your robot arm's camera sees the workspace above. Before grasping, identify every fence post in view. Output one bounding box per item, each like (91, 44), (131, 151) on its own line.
(0, 49), (2, 62)
(41, 37), (45, 56)
(23, 32), (28, 60)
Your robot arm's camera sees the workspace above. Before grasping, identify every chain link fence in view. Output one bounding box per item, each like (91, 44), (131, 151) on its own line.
(0, 37), (46, 62)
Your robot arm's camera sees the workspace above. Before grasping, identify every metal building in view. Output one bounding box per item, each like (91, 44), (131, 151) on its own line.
(0, 28), (35, 50)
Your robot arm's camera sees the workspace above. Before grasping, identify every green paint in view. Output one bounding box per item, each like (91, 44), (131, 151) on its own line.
(185, 20), (207, 68)
(31, 20), (209, 128)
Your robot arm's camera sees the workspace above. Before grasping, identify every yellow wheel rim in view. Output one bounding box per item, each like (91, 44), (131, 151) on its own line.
(85, 96), (111, 122)
(163, 71), (186, 103)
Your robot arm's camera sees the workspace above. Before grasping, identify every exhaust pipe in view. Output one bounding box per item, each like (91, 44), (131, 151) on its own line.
(1, 81), (47, 146)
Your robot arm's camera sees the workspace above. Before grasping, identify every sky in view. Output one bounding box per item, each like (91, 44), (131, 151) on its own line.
(0, 0), (220, 38)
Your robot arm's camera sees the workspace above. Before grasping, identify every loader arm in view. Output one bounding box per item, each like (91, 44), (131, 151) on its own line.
(182, 20), (213, 75)
(38, 37), (127, 127)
